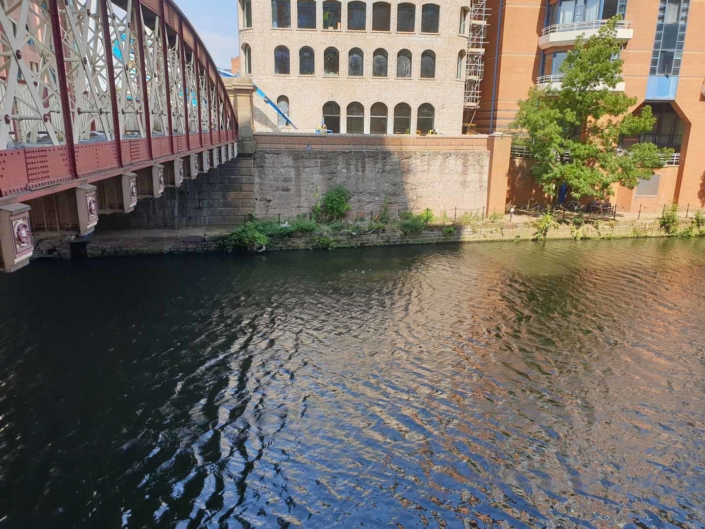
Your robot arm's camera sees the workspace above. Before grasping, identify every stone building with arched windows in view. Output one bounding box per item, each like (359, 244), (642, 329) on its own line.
(237, 0), (472, 134)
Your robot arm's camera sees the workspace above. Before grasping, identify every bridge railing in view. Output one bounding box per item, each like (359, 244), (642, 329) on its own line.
(0, 0), (238, 198)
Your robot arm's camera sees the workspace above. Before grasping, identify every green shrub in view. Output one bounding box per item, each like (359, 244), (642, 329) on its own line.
(443, 226), (456, 237)
(659, 204), (680, 235)
(379, 199), (390, 223)
(399, 211), (415, 221)
(291, 218), (317, 233)
(693, 210), (705, 229)
(419, 209), (434, 224)
(223, 222), (269, 253)
(533, 211), (558, 240)
(679, 225), (696, 238)
(400, 215), (426, 235)
(315, 185), (351, 222)
(572, 214), (585, 228)
(489, 211), (504, 222)
(457, 212), (480, 226)
(313, 236), (336, 250)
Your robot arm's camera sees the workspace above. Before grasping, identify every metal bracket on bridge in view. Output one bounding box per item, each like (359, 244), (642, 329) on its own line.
(76, 185), (99, 237)
(200, 151), (210, 174)
(0, 203), (33, 273)
(164, 159), (184, 188)
(212, 147), (220, 169)
(122, 173), (139, 214)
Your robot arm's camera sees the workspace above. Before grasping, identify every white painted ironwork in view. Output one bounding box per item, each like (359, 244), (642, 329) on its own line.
(199, 67), (209, 133)
(106, 0), (146, 137)
(185, 51), (199, 133)
(663, 152), (680, 166)
(140, 3), (168, 136)
(168, 37), (185, 134)
(59, 0), (114, 143)
(0, 0), (65, 148)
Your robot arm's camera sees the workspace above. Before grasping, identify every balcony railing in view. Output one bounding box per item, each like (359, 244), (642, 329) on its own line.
(536, 74), (565, 85)
(541, 19), (632, 37)
(662, 152), (680, 167)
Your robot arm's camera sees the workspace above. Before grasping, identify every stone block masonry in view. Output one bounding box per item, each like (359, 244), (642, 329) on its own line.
(98, 158), (256, 230)
(253, 149), (491, 220)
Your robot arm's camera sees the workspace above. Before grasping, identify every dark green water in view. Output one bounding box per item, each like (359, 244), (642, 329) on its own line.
(0, 240), (704, 528)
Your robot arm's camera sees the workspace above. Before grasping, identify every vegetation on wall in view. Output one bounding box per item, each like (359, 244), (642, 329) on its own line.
(510, 18), (672, 200)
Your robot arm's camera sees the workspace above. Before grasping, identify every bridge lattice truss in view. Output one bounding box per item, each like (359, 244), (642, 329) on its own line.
(0, 0), (238, 199)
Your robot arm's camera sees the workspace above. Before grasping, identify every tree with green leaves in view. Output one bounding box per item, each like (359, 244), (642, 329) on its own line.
(509, 17), (672, 200)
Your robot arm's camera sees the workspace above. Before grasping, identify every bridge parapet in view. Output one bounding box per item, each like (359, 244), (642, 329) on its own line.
(0, 0), (239, 271)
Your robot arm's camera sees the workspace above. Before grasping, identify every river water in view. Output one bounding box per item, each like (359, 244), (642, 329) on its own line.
(0, 239), (704, 528)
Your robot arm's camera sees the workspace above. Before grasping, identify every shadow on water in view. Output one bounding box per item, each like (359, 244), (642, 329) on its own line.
(0, 239), (704, 527)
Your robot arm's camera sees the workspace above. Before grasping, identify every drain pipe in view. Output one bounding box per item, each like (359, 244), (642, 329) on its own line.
(489, 0), (505, 134)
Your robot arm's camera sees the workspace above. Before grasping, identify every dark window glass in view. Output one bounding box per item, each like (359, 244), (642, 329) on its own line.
(242, 44), (252, 74)
(602, 0), (618, 19)
(658, 50), (674, 74)
(347, 102), (364, 133)
(323, 101), (340, 133)
(421, 4), (439, 33)
(397, 3), (415, 31)
(348, 48), (364, 76)
(457, 51), (465, 79)
(277, 96), (289, 126)
(417, 103), (434, 134)
(373, 49), (388, 77)
(397, 50), (412, 77)
(372, 2), (391, 30)
(459, 7), (468, 34)
(393, 103), (411, 134)
(324, 47), (339, 75)
(370, 103), (388, 134)
(271, 0), (291, 27)
(299, 46), (315, 75)
(662, 24), (678, 48)
(297, 0), (316, 28)
(323, 1), (342, 29)
(348, 1), (366, 30)
(242, 0), (252, 27)
(421, 50), (435, 78)
(274, 46), (290, 74)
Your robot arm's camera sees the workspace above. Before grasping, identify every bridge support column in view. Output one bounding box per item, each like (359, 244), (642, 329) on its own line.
(224, 77), (256, 155)
(136, 165), (165, 199)
(165, 159), (184, 188)
(200, 151), (210, 174)
(0, 204), (33, 273)
(76, 185), (99, 237)
(122, 173), (139, 214)
(186, 154), (198, 180)
(212, 147), (220, 169)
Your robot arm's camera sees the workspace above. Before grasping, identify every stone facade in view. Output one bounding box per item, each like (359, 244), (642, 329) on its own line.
(253, 145), (490, 220)
(238, 0), (470, 134)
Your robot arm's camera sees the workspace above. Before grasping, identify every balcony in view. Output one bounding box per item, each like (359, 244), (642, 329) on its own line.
(539, 20), (633, 50)
(535, 74), (625, 92)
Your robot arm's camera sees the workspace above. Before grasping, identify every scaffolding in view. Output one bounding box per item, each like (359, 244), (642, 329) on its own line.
(463, 0), (489, 130)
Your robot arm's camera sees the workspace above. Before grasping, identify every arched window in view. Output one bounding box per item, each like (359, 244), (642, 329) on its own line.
(397, 50), (411, 79)
(300, 46), (315, 75)
(394, 103), (412, 134)
(298, 0), (316, 28)
(277, 96), (289, 127)
(348, 48), (364, 76)
(348, 1), (366, 30)
(347, 102), (364, 133)
(241, 0), (252, 28)
(397, 49), (412, 78)
(417, 103), (434, 134)
(324, 47), (339, 75)
(421, 50), (436, 78)
(242, 44), (252, 74)
(372, 2), (391, 31)
(272, 0), (291, 28)
(457, 50), (466, 79)
(459, 7), (468, 34)
(323, 1), (342, 29)
(323, 101), (340, 133)
(370, 103), (388, 134)
(274, 46), (290, 74)
(373, 49), (388, 77)
(421, 4), (440, 33)
(397, 3), (415, 32)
